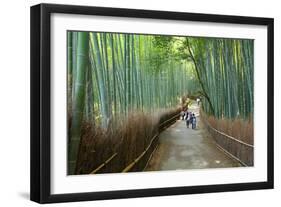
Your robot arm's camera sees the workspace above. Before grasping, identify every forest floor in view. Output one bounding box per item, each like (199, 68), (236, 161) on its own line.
(145, 104), (241, 171)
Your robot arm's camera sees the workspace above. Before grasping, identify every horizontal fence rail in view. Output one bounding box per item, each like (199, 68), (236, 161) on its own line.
(90, 153), (118, 174)
(89, 112), (180, 174)
(201, 114), (254, 166)
(122, 133), (159, 172)
(159, 114), (180, 128)
(122, 113), (180, 173)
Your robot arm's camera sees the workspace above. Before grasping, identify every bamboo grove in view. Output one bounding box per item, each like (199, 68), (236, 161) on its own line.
(67, 31), (254, 174)
(67, 32), (199, 174)
(185, 38), (254, 119)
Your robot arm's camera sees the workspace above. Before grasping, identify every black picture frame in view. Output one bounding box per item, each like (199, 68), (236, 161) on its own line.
(30, 3), (274, 204)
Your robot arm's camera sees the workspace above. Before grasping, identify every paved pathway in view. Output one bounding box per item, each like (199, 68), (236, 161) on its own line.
(145, 105), (241, 171)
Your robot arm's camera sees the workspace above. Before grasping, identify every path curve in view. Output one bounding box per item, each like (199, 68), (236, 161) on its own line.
(145, 105), (241, 171)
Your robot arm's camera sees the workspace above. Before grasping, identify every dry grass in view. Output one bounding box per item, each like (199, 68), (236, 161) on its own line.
(206, 114), (253, 145)
(200, 111), (254, 145)
(200, 110), (254, 166)
(72, 108), (181, 174)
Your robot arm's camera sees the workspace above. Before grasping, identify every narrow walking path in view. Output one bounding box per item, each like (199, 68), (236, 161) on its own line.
(145, 105), (241, 171)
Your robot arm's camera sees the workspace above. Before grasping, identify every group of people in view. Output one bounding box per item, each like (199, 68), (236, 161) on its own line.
(180, 110), (197, 129)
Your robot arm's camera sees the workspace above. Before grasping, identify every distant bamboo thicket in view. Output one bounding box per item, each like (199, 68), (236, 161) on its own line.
(185, 38), (254, 119)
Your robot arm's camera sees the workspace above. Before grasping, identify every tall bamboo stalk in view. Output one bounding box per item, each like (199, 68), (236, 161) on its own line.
(68, 32), (89, 175)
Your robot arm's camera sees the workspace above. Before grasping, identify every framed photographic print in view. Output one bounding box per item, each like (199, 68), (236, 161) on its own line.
(30, 3), (274, 203)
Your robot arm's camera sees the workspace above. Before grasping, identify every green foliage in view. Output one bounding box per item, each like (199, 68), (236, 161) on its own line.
(185, 37), (254, 119)
(148, 36), (177, 72)
(68, 32), (200, 127)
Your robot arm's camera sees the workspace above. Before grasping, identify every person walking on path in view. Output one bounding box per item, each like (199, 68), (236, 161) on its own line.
(185, 111), (190, 128)
(180, 110), (185, 120)
(188, 112), (193, 128)
(196, 98), (200, 106)
(192, 113), (197, 129)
